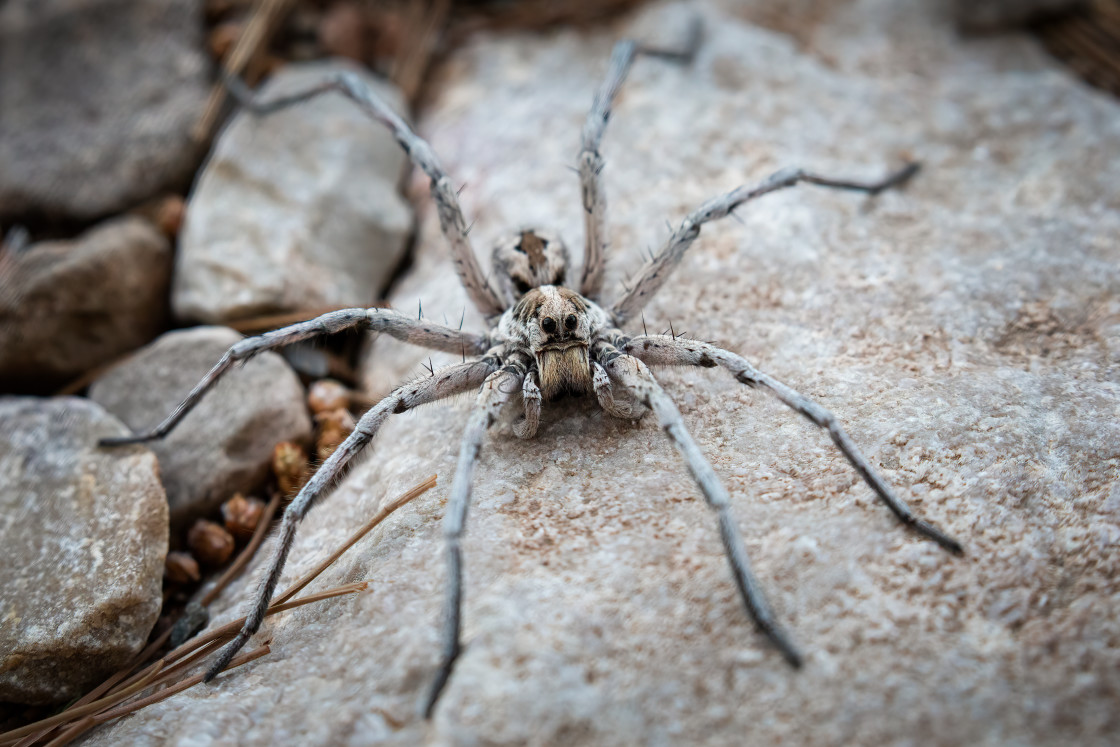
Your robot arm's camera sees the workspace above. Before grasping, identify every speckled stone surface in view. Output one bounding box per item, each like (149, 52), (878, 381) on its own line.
(86, 0), (1119, 744)
(172, 60), (412, 324)
(89, 327), (312, 530)
(0, 215), (172, 391)
(0, 397), (167, 704)
(0, 0), (207, 222)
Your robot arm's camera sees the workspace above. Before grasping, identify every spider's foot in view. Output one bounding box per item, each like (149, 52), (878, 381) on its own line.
(762, 625), (803, 669)
(204, 632), (251, 683)
(422, 652), (461, 720)
(912, 519), (964, 556)
(98, 433), (160, 447)
(876, 161), (921, 193)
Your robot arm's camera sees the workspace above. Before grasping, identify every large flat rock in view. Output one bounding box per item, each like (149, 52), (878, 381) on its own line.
(0, 0), (207, 222)
(0, 215), (172, 391)
(87, 1), (1120, 744)
(172, 60), (412, 324)
(0, 397), (167, 704)
(89, 327), (312, 530)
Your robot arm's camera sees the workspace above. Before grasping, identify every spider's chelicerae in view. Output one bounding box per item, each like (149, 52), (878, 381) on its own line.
(102, 31), (963, 717)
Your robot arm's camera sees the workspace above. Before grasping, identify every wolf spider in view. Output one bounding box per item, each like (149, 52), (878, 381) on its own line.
(102, 31), (962, 717)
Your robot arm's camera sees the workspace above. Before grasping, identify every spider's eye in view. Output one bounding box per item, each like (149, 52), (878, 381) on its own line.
(541, 317), (558, 334)
(513, 278), (533, 295)
(564, 314), (578, 331)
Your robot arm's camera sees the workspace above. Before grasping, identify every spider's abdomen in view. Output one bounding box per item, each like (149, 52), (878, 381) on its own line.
(491, 229), (570, 305)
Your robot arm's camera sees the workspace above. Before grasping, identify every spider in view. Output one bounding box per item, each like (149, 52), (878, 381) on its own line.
(101, 30), (962, 718)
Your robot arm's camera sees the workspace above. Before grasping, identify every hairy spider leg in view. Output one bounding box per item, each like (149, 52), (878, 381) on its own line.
(610, 163), (920, 326)
(596, 343), (803, 666)
(424, 358), (528, 717)
(205, 357), (502, 681)
(99, 309), (487, 446)
(623, 335), (963, 553)
(224, 71), (505, 317)
(578, 26), (701, 301)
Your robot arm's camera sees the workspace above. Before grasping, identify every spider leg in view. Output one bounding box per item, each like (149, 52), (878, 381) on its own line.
(98, 308), (488, 446)
(424, 361), (525, 718)
(204, 356), (502, 682)
(623, 335), (963, 554)
(592, 360), (647, 420)
(610, 162), (920, 326)
(512, 369), (541, 439)
(578, 25), (701, 301)
(597, 344), (801, 667)
(224, 72), (505, 317)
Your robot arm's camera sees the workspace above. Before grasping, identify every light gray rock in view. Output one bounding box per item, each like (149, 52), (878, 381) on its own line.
(172, 60), (413, 324)
(87, 1), (1120, 745)
(0, 0), (207, 222)
(0, 397), (167, 705)
(0, 215), (172, 391)
(89, 326), (312, 529)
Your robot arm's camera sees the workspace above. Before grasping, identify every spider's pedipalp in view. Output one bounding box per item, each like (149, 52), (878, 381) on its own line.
(98, 309), (487, 446)
(599, 347), (802, 667)
(624, 335), (962, 554)
(610, 162), (920, 327)
(205, 356), (501, 682)
(512, 370), (542, 439)
(591, 360), (647, 420)
(425, 361), (525, 718)
(224, 69), (505, 317)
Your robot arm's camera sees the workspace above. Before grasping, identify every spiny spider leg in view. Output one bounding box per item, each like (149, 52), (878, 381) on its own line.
(592, 360), (647, 419)
(224, 71), (505, 317)
(623, 335), (963, 554)
(425, 358), (527, 718)
(578, 25), (701, 301)
(610, 162), (920, 326)
(596, 343), (802, 667)
(99, 309), (488, 446)
(512, 370), (541, 440)
(205, 356), (502, 681)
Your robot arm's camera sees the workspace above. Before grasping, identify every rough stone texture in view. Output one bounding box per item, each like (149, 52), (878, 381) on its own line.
(172, 60), (413, 324)
(88, 327), (312, 530)
(0, 0), (207, 222)
(0, 397), (167, 705)
(87, 1), (1119, 744)
(0, 215), (172, 391)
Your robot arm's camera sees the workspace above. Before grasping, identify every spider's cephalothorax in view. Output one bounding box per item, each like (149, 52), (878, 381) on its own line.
(103, 30), (961, 723)
(503, 284), (609, 400)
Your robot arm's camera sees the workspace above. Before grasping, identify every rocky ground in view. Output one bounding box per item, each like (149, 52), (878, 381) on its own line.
(2, 0), (1118, 744)
(77, 0), (1120, 744)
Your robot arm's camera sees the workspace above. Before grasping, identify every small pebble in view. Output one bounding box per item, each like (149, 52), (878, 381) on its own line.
(222, 493), (265, 538)
(164, 551), (201, 584)
(187, 520), (235, 566)
(316, 407), (355, 460)
(308, 378), (351, 414)
(155, 195), (186, 238)
(273, 441), (310, 497)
